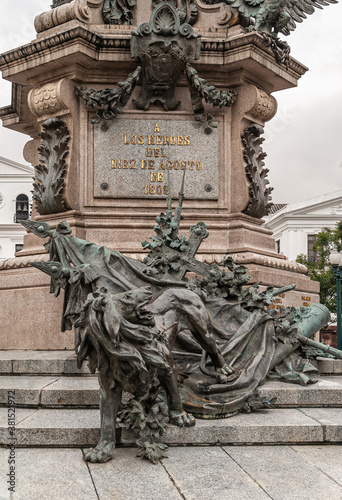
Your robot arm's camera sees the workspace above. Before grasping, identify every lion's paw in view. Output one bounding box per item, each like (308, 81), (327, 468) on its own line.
(84, 441), (114, 463)
(216, 364), (237, 383)
(169, 410), (196, 427)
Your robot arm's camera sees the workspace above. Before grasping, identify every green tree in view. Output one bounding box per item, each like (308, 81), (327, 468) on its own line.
(296, 221), (342, 312)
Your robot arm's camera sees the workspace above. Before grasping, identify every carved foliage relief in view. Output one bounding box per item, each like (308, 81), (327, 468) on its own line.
(242, 124), (273, 219)
(33, 118), (70, 215)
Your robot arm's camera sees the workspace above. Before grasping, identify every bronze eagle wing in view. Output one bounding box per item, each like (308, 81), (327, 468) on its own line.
(202, 0), (337, 35)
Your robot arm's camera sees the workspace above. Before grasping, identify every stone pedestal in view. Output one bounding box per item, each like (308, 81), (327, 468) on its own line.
(0, 0), (318, 349)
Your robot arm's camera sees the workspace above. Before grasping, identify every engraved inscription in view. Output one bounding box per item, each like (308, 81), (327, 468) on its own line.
(94, 118), (219, 199)
(268, 292), (314, 314)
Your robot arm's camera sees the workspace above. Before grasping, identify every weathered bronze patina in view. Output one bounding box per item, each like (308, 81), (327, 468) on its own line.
(201, 0), (337, 35)
(102, 0), (137, 25)
(33, 117), (70, 216)
(242, 124), (273, 218)
(21, 195), (332, 463)
(77, 2), (237, 125)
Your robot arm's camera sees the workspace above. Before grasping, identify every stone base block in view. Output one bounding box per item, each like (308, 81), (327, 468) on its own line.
(0, 254), (319, 350)
(0, 268), (72, 350)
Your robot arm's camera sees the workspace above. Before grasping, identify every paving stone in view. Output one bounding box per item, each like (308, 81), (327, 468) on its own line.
(0, 376), (59, 406)
(299, 407), (342, 442)
(2, 409), (100, 446)
(121, 408), (323, 445)
(40, 377), (99, 407)
(292, 445), (342, 486)
(0, 448), (98, 500)
(260, 377), (342, 407)
(162, 446), (271, 500)
(224, 445), (342, 500)
(88, 447), (182, 499)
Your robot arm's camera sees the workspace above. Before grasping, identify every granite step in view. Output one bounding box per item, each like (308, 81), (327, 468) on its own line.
(0, 376), (99, 408)
(2, 375), (342, 409)
(2, 350), (342, 375)
(0, 350), (91, 376)
(1, 406), (342, 447)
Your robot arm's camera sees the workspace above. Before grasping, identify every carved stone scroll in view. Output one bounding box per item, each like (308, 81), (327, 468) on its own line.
(35, 0), (103, 33)
(28, 81), (70, 119)
(250, 89), (277, 123)
(196, 0), (238, 28)
(33, 117), (70, 215)
(242, 124), (273, 219)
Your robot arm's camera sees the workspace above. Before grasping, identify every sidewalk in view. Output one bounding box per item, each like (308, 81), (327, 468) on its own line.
(1, 444), (342, 500)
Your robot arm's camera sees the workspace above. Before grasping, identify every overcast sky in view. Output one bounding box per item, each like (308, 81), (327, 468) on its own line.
(0, 0), (341, 203)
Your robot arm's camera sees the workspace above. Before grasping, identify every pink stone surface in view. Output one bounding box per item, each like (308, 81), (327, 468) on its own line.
(0, 12), (314, 349)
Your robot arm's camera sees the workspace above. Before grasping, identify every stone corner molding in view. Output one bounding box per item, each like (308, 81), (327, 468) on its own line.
(34, 0), (103, 34)
(0, 83), (21, 120)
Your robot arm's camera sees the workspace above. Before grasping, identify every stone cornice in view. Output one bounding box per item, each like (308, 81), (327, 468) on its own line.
(0, 83), (21, 120)
(230, 251), (308, 274)
(0, 26), (307, 79)
(0, 25), (130, 68)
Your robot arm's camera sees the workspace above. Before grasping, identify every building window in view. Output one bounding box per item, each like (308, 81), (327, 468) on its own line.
(276, 240), (281, 254)
(15, 194), (29, 223)
(308, 234), (318, 263)
(15, 244), (23, 253)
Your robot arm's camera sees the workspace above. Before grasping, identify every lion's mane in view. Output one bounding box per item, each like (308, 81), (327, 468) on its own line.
(74, 288), (171, 392)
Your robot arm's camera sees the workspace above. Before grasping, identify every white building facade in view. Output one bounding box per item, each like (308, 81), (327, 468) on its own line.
(263, 190), (342, 262)
(0, 156), (34, 261)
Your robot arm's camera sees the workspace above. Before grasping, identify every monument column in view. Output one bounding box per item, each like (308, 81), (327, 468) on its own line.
(0, 0), (319, 349)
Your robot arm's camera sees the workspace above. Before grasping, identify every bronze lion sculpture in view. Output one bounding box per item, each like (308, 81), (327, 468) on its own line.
(75, 285), (233, 463)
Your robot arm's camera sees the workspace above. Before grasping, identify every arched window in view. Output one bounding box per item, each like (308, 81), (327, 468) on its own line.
(15, 194), (29, 223)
